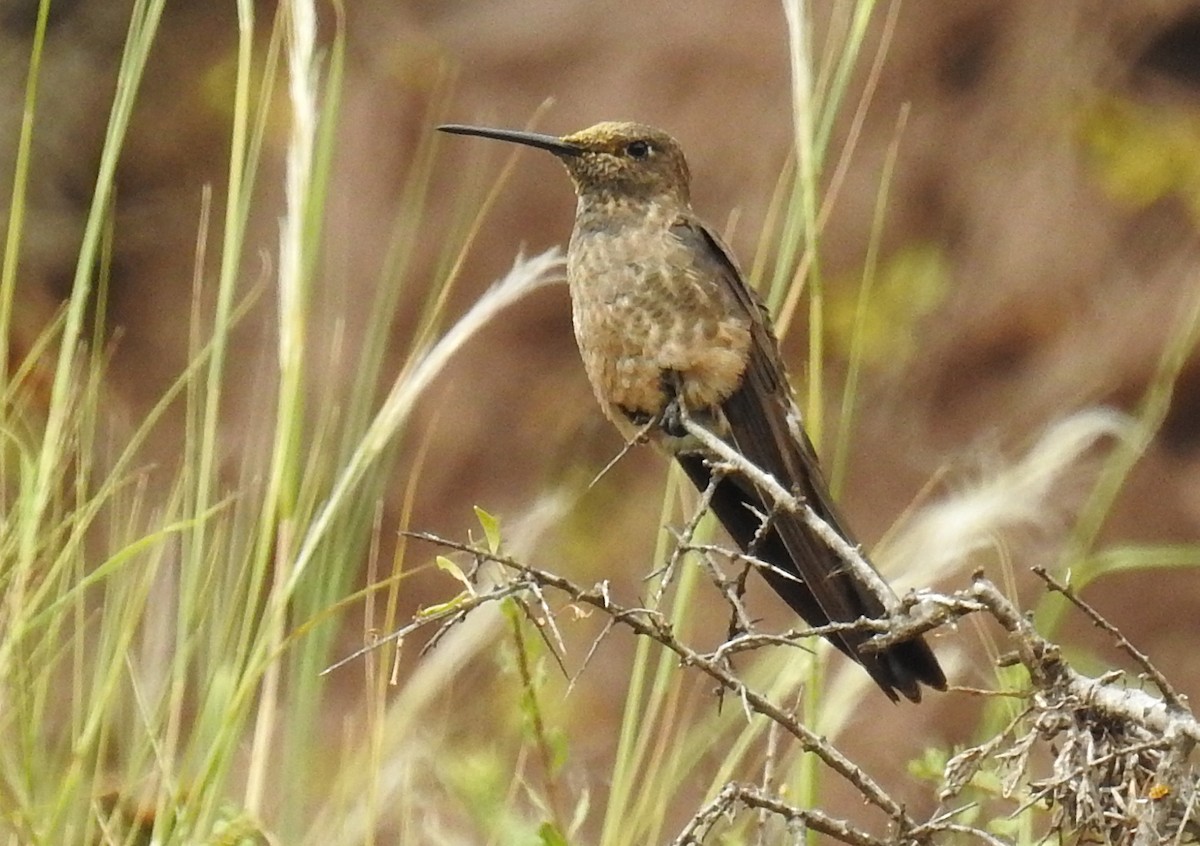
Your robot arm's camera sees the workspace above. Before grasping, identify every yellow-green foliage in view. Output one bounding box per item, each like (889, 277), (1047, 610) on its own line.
(1080, 96), (1200, 221)
(826, 243), (950, 367)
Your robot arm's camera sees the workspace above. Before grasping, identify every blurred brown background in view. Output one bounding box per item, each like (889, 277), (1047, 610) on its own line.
(6, 0), (1200, 828)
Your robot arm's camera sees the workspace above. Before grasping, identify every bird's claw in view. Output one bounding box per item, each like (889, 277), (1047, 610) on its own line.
(660, 397), (688, 438)
(658, 369), (690, 437)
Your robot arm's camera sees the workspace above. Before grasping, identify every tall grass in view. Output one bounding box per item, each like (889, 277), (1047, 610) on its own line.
(0, 2), (558, 843)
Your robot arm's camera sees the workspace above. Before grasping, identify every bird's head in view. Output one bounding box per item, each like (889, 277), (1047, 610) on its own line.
(438, 121), (692, 205)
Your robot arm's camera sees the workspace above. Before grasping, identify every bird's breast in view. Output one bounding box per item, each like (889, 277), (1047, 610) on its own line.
(566, 209), (752, 431)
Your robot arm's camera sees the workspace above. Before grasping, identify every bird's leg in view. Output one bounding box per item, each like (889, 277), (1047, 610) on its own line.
(658, 369), (690, 437)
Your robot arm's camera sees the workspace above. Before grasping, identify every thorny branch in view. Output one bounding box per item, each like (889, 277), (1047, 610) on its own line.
(338, 520), (1200, 846)
(673, 408), (1200, 844)
(680, 416), (908, 617)
(671, 783), (885, 846)
(941, 576), (1200, 846)
(328, 446), (1199, 846)
(321, 392), (1199, 843)
(1032, 566), (1184, 708)
(395, 531), (914, 827)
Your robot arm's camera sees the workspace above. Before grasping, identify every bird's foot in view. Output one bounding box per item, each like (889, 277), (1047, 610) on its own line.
(660, 398), (689, 438)
(659, 370), (690, 437)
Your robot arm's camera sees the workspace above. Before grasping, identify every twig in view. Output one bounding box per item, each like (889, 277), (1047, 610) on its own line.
(588, 417), (658, 490)
(1134, 726), (1200, 846)
(969, 575), (1200, 742)
(400, 531), (917, 826)
(1031, 566), (1184, 709)
(567, 614), (616, 697)
(650, 466), (723, 607)
(321, 579), (531, 675)
(680, 416), (901, 615)
(513, 594), (569, 680)
(336, 521), (1200, 846)
(961, 574), (1200, 845)
(671, 783), (888, 846)
(671, 532), (757, 643)
(678, 538), (953, 653)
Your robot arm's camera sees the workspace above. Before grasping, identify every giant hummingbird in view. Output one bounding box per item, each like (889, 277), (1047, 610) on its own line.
(438, 120), (946, 702)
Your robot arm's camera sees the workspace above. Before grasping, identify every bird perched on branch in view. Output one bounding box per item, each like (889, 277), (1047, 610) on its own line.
(439, 120), (946, 702)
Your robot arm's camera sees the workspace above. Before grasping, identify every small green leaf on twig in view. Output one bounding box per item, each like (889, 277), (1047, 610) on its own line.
(474, 505), (502, 553)
(436, 555), (474, 592)
(417, 591), (471, 618)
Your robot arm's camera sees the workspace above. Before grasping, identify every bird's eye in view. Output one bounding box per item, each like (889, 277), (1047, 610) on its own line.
(625, 140), (651, 159)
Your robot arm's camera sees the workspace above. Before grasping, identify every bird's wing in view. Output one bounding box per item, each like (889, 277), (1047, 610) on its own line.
(670, 215), (945, 701)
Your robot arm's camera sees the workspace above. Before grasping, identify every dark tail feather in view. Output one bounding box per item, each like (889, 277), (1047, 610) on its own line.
(678, 455), (946, 703)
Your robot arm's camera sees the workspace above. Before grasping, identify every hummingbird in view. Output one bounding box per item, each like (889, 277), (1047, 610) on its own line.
(438, 121), (946, 702)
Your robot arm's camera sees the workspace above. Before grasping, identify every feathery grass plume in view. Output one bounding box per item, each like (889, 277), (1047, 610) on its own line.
(880, 408), (1133, 587)
(283, 247), (564, 596)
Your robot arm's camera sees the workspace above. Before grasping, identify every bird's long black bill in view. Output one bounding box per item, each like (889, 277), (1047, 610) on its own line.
(437, 124), (583, 157)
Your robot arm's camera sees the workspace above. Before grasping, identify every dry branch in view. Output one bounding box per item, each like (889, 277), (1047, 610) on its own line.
(326, 506), (1198, 846)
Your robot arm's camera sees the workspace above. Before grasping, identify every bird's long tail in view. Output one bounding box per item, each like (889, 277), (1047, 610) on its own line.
(678, 455), (945, 702)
